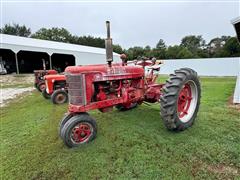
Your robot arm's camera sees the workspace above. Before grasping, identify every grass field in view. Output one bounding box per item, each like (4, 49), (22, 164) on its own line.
(1, 77), (239, 179)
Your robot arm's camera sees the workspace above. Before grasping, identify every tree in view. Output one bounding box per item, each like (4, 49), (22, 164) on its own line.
(154, 39), (167, 59)
(219, 37), (240, 57)
(68, 35), (105, 48)
(207, 36), (231, 57)
(31, 28), (116, 49)
(143, 45), (152, 57)
(156, 39), (166, 49)
(31, 27), (72, 42)
(180, 35), (205, 53)
(177, 47), (193, 59)
(126, 46), (145, 60)
(76, 36), (105, 48)
(0, 23), (31, 37)
(113, 44), (123, 54)
(165, 45), (183, 59)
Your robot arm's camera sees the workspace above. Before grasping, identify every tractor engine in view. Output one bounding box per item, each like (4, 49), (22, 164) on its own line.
(65, 64), (145, 112)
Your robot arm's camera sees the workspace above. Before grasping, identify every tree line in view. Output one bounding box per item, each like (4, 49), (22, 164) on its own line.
(1, 23), (240, 60)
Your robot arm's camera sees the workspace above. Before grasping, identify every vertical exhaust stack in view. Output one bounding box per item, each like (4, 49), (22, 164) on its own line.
(105, 21), (113, 67)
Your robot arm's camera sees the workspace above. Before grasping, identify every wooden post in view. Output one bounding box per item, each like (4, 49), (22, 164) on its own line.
(15, 53), (19, 74)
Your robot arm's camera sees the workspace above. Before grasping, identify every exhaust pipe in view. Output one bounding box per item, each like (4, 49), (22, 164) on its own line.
(105, 21), (113, 67)
(232, 17), (240, 42)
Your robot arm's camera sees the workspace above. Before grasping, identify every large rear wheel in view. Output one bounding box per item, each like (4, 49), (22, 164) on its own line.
(160, 68), (201, 131)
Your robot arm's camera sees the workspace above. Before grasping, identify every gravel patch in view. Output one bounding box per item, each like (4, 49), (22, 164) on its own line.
(0, 74), (34, 87)
(0, 87), (34, 107)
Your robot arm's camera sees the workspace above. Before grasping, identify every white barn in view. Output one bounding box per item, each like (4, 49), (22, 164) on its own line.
(231, 16), (240, 104)
(0, 34), (120, 74)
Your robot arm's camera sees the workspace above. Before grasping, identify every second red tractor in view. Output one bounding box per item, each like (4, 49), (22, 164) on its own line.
(42, 74), (68, 104)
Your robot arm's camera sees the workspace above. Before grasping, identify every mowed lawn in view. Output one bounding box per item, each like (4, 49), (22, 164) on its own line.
(1, 77), (239, 179)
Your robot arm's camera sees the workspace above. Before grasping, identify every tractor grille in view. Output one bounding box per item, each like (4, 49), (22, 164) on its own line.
(66, 74), (86, 105)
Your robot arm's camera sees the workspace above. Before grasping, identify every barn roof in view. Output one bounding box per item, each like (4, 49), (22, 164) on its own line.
(231, 16), (240, 25)
(0, 33), (119, 56)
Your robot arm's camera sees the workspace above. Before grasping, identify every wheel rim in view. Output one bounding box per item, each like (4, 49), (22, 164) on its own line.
(39, 84), (45, 91)
(177, 80), (198, 123)
(55, 93), (66, 104)
(70, 122), (93, 144)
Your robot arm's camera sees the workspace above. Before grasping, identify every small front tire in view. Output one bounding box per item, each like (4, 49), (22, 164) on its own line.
(42, 89), (51, 99)
(37, 82), (46, 92)
(59, 113), (84, 139)
(51, 89), (68, 104)
(61, 113), (97, 148)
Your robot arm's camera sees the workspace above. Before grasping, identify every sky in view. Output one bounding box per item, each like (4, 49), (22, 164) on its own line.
(1, 1), (239, 49)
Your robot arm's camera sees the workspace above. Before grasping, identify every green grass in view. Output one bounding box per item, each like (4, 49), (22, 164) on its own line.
(1, 77), (239, 179)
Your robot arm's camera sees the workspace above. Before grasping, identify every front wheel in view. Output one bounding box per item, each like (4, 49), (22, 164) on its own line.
(37, 82), (46, 92)
(61, 113), (97, 148)
(42, 89), (51, 99)
(51, 89), (68, 104)
(160, 68), (201, 131)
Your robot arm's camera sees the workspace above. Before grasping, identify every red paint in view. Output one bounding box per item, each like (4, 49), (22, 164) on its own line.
(34, 69), (57, 86)
(177, 83), (192, 118)
(44, 74), (66, 94)
(71, 123), (92, 143)
(65, 61), (163, 114)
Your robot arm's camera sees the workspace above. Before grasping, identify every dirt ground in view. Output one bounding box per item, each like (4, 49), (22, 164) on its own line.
(0, 74), (34, 87)
(0, 74), (35, 106)
(0, 87), (34, 106)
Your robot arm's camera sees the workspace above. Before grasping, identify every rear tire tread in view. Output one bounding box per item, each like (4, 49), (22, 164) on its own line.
(160, 68), (201, 131)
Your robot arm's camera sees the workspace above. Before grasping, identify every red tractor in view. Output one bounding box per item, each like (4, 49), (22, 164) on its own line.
(34, 69), (58, 92)
(42, 74), (68, 104)
(59, 22), (201, 148)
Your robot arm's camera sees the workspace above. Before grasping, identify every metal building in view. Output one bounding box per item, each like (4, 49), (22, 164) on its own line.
(0, 34), (120, 74)
(232, 17), (240, 104)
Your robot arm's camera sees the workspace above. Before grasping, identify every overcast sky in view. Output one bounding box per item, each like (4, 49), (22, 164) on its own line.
(1, 1), (239, 48)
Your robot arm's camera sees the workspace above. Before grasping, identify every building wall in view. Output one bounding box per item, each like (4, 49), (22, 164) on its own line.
(1, 43), (121, 65)
(160, 57), (240, 76)
(159, 57), (240, 103)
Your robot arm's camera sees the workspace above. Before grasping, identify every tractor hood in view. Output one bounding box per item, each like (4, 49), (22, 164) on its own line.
(65, 63), (144, 76)
(44, 74), (66, 81)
